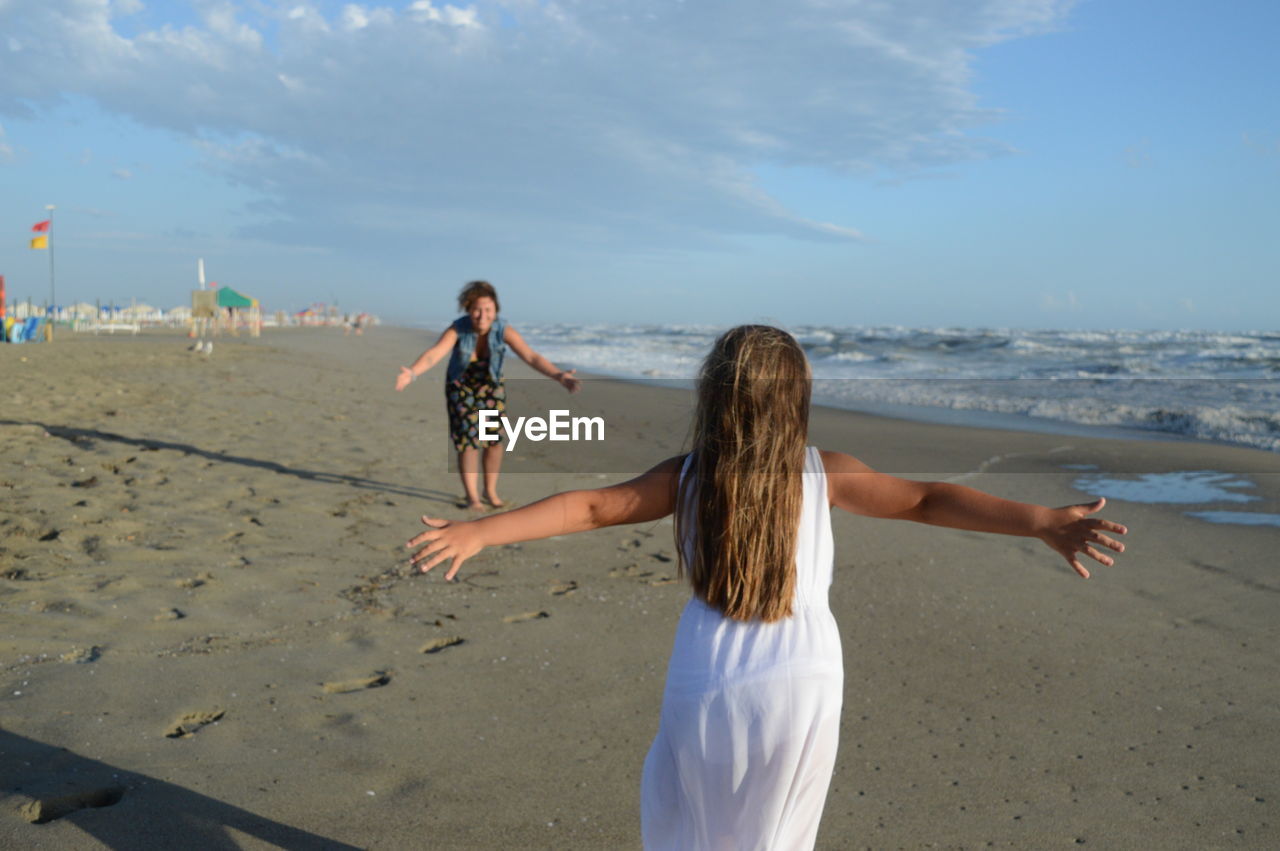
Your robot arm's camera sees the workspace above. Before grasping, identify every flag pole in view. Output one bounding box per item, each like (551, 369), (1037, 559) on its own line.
(45, 204), (56, 341)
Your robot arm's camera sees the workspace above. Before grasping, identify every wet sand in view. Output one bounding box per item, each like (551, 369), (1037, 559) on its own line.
(2, 326), (1277, 848)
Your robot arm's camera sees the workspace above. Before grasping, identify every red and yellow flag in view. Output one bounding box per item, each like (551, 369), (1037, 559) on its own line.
(30, 235), (48, 249)
(31, 220), (51, 233)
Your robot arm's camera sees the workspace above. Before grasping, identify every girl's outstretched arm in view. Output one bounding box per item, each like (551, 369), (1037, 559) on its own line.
(820, 450), (1127, 579)
(395, 327), (458, 391)
(502, 326), (581, 393)
(407, 456), (684, 580)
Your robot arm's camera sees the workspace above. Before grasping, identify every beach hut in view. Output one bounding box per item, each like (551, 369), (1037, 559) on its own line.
(120, 303), (161, 323)
(67, 302), (99, 319)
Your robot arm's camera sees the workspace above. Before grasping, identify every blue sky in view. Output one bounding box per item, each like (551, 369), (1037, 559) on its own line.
(1, 0), (1276, 330)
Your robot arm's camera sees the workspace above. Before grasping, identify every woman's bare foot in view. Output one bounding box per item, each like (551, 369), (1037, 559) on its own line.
(456, 497), (487, 513)
(483, 494), (506, 509)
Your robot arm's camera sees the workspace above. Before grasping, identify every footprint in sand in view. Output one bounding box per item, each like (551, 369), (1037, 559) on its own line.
(59, 646), (101, 664)
(19, 786), (125, 824)
(420, 636), (464, 654)
(609, 563), (653, 580)
(165, 709), (225, 738)
(548, 581), (578, 596)
(502, 611), (549, 624)
(29, 599), (88, 615)
(321, 672), (391, 694)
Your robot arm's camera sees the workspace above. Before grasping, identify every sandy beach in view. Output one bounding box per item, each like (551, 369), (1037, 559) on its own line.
(2, 325), (1277, 849)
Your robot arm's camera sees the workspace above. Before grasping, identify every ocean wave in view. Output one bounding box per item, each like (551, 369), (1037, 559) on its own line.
(520, 323), (1280, 452)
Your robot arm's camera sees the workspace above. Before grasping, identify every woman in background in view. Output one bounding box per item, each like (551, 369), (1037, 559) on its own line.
(395, 280), (580, 510)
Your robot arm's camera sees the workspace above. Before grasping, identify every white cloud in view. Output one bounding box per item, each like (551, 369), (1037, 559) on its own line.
(0, 0), (1074, 254)
(112, 167), (134, 179)
(408, 1), (481, 29)
(286, 5), (329, 32)
(201, 2), (263, 49)
(340, 4), (393, 31)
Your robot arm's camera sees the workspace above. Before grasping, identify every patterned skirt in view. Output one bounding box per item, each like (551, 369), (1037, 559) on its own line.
(445, 360), (507, 452)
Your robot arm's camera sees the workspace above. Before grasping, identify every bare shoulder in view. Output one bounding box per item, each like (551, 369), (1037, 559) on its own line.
(426, 325), (459, 353)
(501, 324), (532, 355)
(651, 453), (689, 474)
(819, 449), (875, 476)
(624, 454), (687, 497)
(818, 449), (930, 519)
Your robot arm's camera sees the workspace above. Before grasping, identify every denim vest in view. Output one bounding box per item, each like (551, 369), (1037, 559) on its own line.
(446, 315), (507, 384)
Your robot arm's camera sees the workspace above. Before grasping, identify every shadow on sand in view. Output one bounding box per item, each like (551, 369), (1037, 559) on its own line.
(0, 728), (361, 849)
(3, 419), (456, 505)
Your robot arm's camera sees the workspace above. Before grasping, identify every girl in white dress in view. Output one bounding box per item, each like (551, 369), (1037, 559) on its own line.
(406, 325), (1127, 849)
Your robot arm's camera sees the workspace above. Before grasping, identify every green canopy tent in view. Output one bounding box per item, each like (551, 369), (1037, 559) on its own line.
(215, 287), (256, 309)
(213, 286), (262, 336)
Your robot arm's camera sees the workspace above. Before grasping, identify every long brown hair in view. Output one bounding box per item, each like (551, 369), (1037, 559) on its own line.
(676, 325), (811, 622)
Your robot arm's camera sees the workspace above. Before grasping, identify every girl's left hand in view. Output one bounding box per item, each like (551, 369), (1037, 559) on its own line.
(558, 369), (581, 393)
(407, 516), (485, 580)
(1037, 497), (1128, 579)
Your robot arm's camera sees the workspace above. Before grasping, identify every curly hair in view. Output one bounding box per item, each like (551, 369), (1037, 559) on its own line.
(457, 280), (500, 313)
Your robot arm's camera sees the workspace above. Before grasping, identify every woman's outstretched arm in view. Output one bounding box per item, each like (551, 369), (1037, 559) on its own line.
(502, 326), (581, 393)
(406, 456), (684, 580)
(820, 450), (1127, 579)
(395, 327), (459, 390)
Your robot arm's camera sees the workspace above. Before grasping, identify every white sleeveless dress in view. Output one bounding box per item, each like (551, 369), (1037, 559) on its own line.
(641, 447), (843, 850)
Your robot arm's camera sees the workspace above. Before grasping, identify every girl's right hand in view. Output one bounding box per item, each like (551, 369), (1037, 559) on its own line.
(558, 369), (581, 393)
(394, 366), (414, 391)
(408, 516), (485, 580)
